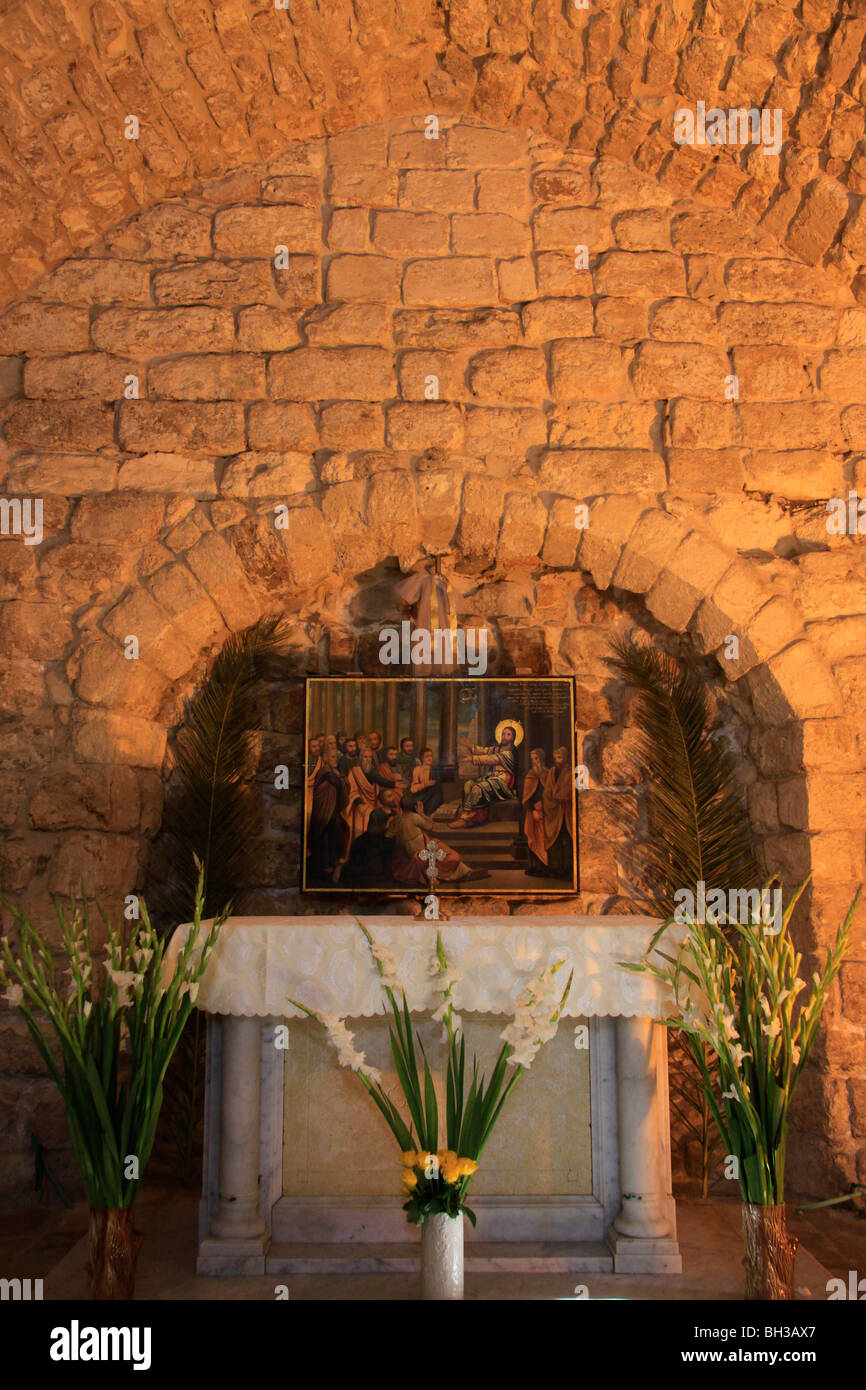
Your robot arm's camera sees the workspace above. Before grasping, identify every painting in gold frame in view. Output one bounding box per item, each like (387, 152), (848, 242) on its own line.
(303, 677), (578, 894)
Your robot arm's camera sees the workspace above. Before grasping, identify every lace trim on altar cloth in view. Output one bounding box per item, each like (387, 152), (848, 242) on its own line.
(164, 916), (683, 1019)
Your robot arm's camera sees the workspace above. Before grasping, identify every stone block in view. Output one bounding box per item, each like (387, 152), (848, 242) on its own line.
(538, 448), (665, 495)
(541, 497), (582, 568)
(446, 126), (525, 167)
(457, 474), (505, 564)
(397, 350), (464, 402)
(149, 354), (265, 400)
(612, 509), (686, 593)
(273, 255), (321, 307)
(72, 709), (166, 767)
(497, 493), (548, 565)
(212, 204), (319, 255)
(30, 766), (141, 832)
(468, 347), (547, 403)
(236, 307), (302, 352)
(549, 340), (628, 399)
(327, 165), (399, 205)
(23, 353), (137, 399)
(49, 831), (140, 897)
(372, 211), (449, 255)
(645, 532), (732, 630)
(0, 303), (89, 353)
(220, 452), (316, 499)
(730, 346), (810, 400)
(463, 406), (546, 456)
(325, 254), (402, 302)
(477, 169), (530, 214)
(521, 298), (594, 343)
(70, 494), (164, 545)
(744, 450), (844, 498)
(394, 308), (519, 348)
(550, 401), (656, 449)
(717, 303), (837, 345)
(724, 257), (845, 304)
(399, 170), (475, 211)
(452, 213), (530, 257)
(632, 342), (730, 400)
(92, 307), (235, 353)
(185, 530), (260, 631)
(268, 348), (394, 401)
(119, 401), (245, 453)
(327, 207), (369, 251)
(319, 400), (384, 449)
(2, 400), (114, 450)
(30, 260), (152, 305)
(594, 251), (686, 296)
(386, 402), (464, 450)
(303, 302), (390, 347)
(576, 495), (644, 589)
(247, 402), (317, 451)
(0, 601), (72, 661)
(497, 257), (536, 303)
(649, 298), (716, 341)
(403, 258), (497, 307)
(535, 254), (593, 297)
(152, 261), (273, 306)
(737, 403), (842, 450)
(593, 297), (648, 341)
(532, 207), (610, 253)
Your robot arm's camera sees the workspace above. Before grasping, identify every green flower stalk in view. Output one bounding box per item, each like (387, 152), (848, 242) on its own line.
(291, 926), (573, 1227)
(624, 879), (857, 1206)
(0, 863), (223, 1209)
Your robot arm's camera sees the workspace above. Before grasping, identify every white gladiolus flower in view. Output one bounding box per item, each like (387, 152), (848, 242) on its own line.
(105, 966), (142, 992)
(719, 1011), (738, 1041)
(188, 981), (199, 1004)
(761, 1017), (782, 1039)
(791, 1044), (801, 1065)
(729, 1042), (752, 1070)
(2, 984), (23, 1007)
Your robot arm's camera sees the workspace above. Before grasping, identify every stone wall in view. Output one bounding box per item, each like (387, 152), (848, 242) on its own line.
(0, 116), (865, 1204)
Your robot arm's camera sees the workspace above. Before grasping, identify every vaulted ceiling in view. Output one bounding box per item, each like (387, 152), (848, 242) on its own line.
(0, 0), (865, 310)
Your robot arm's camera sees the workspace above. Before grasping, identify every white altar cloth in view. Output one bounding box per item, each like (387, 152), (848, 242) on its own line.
(165, 915), (680, 1020)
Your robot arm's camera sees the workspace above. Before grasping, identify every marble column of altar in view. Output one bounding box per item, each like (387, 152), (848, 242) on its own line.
(198, 1015), (268, 1273)
(607, 1015), (681, 1273)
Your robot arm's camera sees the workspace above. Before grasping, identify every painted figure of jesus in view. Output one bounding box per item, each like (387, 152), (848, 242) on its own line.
(449, 719), (523, 827)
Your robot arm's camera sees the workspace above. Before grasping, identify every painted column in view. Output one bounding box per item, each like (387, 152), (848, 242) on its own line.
(384, 681), (399, 748)
(412, 679), (428, 753)
(209, 1016), (267, 1244)
(439, 682), (458, 781)
(362, 679), (376, 733)
(323, 681), (338, 735)
(612, 1016), (671, 1239)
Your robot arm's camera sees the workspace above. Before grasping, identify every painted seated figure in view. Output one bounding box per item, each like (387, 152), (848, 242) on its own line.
(449, 719), (523, 827)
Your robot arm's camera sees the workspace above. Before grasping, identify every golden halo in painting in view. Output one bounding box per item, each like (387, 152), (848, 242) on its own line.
(494, 718), (524, 747)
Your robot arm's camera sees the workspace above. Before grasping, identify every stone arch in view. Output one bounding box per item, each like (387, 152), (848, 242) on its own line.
(2, 105), (865, 1201)
(2, 2), (866, 306)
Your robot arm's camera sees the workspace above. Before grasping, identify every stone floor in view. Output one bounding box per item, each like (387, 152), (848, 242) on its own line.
(2, 1185), (864, 1300)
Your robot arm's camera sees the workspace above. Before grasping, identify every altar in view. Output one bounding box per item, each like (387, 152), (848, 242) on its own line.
(176, 916), (684, 1279)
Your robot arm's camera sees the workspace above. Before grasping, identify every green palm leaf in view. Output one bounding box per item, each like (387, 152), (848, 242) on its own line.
(606, 636), (761, 1190)
(606, 636), (760, 913)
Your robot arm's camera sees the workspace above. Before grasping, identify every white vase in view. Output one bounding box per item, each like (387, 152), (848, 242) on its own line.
(421, 1211), (464, 1300)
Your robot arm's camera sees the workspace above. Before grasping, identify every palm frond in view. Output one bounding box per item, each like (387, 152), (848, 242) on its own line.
(149, 615), (286, 933)
(606, 635), (760, 914)
(607, 636), (761, 1188)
